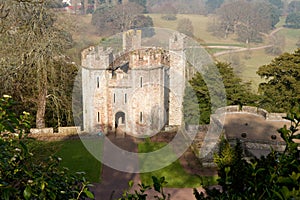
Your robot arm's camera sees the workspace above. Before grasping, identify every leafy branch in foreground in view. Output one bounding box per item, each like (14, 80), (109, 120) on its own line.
(119, 176), (170, 200)
(0, 95), (94, 199)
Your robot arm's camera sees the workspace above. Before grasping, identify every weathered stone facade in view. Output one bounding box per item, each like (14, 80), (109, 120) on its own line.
(81, 30), (186, 135)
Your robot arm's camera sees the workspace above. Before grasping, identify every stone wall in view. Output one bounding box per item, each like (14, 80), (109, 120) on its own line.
(30, 126), (81, 135)
(215, 105), (283, 121)
(193, 105), (288, 163)
(30, 128), (54, 134)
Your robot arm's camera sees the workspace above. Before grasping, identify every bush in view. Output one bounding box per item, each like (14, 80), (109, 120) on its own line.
(161, 14), (177, 21)
(0, 95), (94, 199)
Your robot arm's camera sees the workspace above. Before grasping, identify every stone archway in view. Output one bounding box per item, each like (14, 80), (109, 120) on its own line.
(115, 111), (125, 128)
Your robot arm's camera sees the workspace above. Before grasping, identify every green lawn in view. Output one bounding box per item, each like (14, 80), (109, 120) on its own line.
(138, 141), (217, 188)
(27, 139), (103, 183)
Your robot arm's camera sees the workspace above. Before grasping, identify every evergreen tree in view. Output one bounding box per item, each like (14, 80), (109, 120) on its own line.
(257, 49), (300, 112)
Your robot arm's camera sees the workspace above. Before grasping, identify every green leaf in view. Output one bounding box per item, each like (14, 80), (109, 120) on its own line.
(128, 180), (134, 188)
(23, 186), (31, 200)
(84, 188), (94, 199)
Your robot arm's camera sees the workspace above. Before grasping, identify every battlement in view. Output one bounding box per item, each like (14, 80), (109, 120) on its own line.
(169, 32), (186, 51)
(129, 48), (170, 69)
(214, 105), (287, 121)
(123, 30), (142, 51)
(81, 46), (113, 69)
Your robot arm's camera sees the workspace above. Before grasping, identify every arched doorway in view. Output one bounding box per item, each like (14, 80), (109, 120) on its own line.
(115, 111), (125, 128)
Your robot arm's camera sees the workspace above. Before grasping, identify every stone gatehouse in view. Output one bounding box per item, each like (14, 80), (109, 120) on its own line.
(81, 30), (186, 135)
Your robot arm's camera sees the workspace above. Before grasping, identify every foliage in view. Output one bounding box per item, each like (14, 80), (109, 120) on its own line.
(147, 0), (206, 15)
(205, 0), (224, 14)
(0, 96), (94, 199)
(213, 0), (280, 43)
(185, 62), (258, 124)
(285, 12), (300, 29)
(288, 1), (300, 13)
(161, 14), (177, 21)
(177, 18), (194, 37)
(120, 176), (170, 200)
(269, 0), (283, 9)
(0, 0), (77, 128)
(257, 49), (300, 112)
(92, 2), (151, 36)
(265, 34), (285, 56)
(194, 107), (300, 199)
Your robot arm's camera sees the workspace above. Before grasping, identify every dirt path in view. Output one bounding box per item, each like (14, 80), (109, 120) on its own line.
(207, 27), (284, 57)
(91, 135), (140, 200)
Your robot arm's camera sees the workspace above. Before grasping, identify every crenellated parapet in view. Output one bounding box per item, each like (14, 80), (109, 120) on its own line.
(82, 46), (113, 69)
(130, 48), (170, 69)
(123, 29), (142, 51)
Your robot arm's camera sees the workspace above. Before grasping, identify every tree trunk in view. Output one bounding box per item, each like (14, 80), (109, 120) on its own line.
(36, 58), (47, 129)
(36, 87), (47, 128)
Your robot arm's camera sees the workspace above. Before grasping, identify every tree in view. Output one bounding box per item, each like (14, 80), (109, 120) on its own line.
(265, 34), (285, 55)
(288, 0), (300, 13)
(129, 0), (147, 13)
(186, 62), (258, 124)
(91, 2), (146, 36)
(177, 18), (194, 37)
(194, 107), (300, 199)
(214, 0), (280, 43)
(257, 49), (300, 112)
(286, 12), (300, 28)
(0, 0), (77, 128)
(0, 95), (94, 199)
(269, 0), (284, 9)
(205, 0), (224, 13)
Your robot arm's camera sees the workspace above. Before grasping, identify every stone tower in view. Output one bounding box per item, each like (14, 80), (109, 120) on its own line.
(81, 47), (113, 133)
(123, 30), (142, 51)
(168, 32), (186, 126)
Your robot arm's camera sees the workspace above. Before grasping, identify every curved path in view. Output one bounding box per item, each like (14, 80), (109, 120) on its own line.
(207, 27), (284, 57)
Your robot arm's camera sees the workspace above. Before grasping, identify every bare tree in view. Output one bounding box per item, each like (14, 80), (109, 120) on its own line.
(92, 2), (144, 36)
(177, 18), (194, 37)
(214, 0), (279, 43)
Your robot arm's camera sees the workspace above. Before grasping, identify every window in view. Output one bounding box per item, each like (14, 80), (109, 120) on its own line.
(97, 112), (100, 123)
(124, 93), (127, 104)
(97, 77), (100, 88)
(140, 77), (143, 88)
(140, 112), (143, 123)
(113, 93), (116, 103)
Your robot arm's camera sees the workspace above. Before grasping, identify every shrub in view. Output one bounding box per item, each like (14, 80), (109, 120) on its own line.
(0, 95), (94, 199)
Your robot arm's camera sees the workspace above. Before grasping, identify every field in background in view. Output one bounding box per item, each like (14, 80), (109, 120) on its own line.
(149, 13), (300, 91)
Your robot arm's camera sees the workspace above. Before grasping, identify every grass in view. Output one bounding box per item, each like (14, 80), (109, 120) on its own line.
(149, 14), (239, 45)
(55, 139), (103, 183)
(28, 139), (103, 183)
(138, 141), (218, 188)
